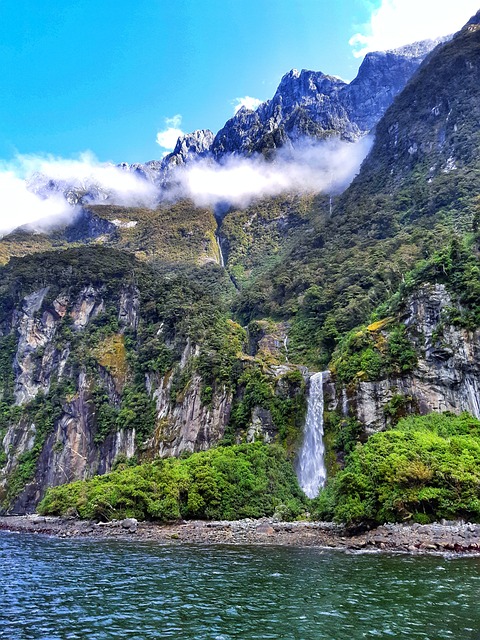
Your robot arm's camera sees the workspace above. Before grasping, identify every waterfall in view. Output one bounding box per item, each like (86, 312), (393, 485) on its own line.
(341, 387), (349, 416)
(465, 374), (480, 419)
(296, 372), (328, 499)
(216, 234), (225, 267)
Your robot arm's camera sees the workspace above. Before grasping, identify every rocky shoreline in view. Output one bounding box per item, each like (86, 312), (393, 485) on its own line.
(1, 515), (479, 554)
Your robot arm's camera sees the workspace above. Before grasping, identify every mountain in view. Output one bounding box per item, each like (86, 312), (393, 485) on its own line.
(1, 19), (479, 518)
(2, 36), (446, 276)
(24, 36), (445, 208)
(236, 16), (480, 350)
(235, 13), (480, 426)
(211, 37), (448, 158)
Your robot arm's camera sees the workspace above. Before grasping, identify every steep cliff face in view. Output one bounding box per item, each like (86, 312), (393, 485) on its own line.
(0, 280), (141, 512)
(0, 251), (190, 508)
(162, 130), (215, 170)
(0, 248), (306, 513)
(144, 340), (232, 458)
(326, 284), (480, 434)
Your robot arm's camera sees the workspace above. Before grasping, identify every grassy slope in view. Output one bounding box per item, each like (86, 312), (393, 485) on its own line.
(86, 200), (219, 265)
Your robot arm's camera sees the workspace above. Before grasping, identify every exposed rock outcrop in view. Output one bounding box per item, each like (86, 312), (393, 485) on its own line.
(211, 38), (447, 157)
(0, 277), (238, 512)
(328, 284), (480, 433)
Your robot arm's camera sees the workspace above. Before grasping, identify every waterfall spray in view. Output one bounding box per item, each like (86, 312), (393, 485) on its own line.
(296, 371), (328, 498)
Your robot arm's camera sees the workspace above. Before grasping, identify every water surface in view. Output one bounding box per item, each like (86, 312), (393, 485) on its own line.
(1, 532), (479, 639)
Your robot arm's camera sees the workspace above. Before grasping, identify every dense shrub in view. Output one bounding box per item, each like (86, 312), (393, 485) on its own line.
(38, 443), (307, 521)
(330, 321), (417, 384)
(313, 412), (480, 526)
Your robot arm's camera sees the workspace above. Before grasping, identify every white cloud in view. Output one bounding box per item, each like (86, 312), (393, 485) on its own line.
(350, 0), (479, 57)
(172, 137), (373, 209)
(0, 152), (159, 237)
(0, 170), (72, 236)
(0, 138), (372, 237)
(156, 114), (185, 151)
(233, 96), (263, 114)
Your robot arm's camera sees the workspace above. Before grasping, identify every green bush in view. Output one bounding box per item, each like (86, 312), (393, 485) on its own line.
(38, 443), (307, 522)
(227, 366), (306, 451)
(313, 412), (480, 526)
(331, 322), (417, 384)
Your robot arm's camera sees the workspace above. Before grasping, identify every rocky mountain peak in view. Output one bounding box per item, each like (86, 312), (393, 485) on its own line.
(21, 36), (448, 207)
(209, 36), (443, 157)
(465, 9), (480, 29)
(162, 129), (215, 169)
(173, 129), (214, 157)
(384, 35), (451, 59)
(273, 68), (346, 106)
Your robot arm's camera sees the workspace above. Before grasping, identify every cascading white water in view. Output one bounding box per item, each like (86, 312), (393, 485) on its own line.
(296, 371), (328, 498)
(216, 235), (225, 267)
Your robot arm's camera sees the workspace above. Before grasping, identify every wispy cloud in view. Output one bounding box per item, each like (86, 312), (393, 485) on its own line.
(0, 170), (72, 236)
(350, 0), (478, 58)
(155, 114), (185, 152)
(0, 138), (373, 237)
(0, 152), (158, 237)
(232, 96), (263, 114)
(172, 137), (373, 209)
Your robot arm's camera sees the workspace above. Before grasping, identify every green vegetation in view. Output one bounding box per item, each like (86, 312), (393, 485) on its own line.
(221, 194), (317, 287)
(4, 385), (66, 503)
(233, 25), (480, 369)
(0, 246), (238, 502)
(226, 366), (306, 452)
(314, 412), (480, 526)
(386, 237), (480, 331)
(0, 245), (303, 506)
(330, 321), (417, 384)
(38, 443), (307, 521)
(3, 24), (480, 520)
(0, 200), (220, 267)
(0, 333), (17, 411)
(87, 200), (219, 265)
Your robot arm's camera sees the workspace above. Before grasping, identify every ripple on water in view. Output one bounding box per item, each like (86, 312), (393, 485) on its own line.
(0, 533), (479, 640)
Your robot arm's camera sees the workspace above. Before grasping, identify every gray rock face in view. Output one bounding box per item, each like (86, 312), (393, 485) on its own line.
(210, 38), (448, 158)
(163, 130), (215, 168)
(329, 284), (480, 432)
(21, 37), (447, 215)
(466, 9), (480, 28)
(120, 130), (215, 189)
(1, 284), (143, 512)
(145, 340), (232, 458)
(0, 286), (233, 513)
(27, 173), (112, 207)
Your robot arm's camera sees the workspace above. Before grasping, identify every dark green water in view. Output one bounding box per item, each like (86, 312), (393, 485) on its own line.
(1, 532), (479, 639)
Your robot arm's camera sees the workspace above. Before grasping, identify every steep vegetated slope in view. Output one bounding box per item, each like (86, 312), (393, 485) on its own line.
(219, 193), (329, 288)
(1, 20), (480, 520)
(230, 15), (480, 524)
(0, 246), (307, 513)
(0, 200), (221, 267)
(237, 16), (480, 366)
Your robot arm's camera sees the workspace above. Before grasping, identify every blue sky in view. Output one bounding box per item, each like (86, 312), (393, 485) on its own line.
(0, 0), (477, 164)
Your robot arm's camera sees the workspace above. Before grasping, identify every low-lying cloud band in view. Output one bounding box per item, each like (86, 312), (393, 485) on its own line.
(0, 137), (372, 237)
